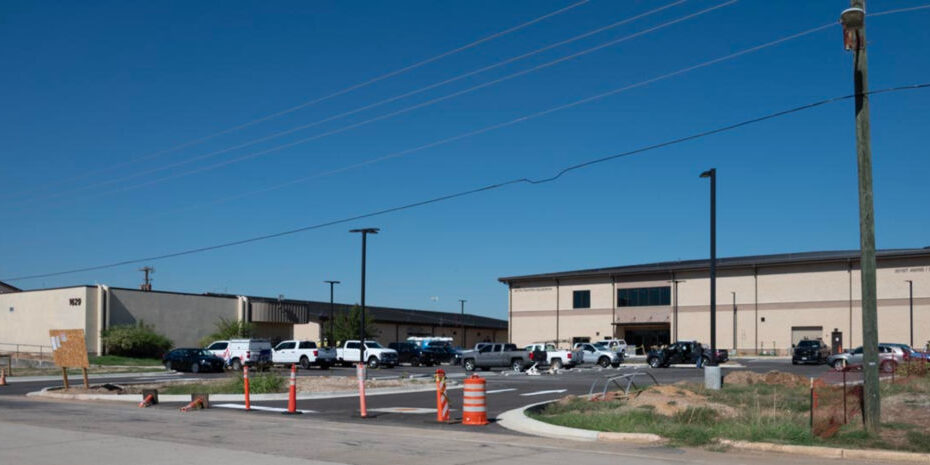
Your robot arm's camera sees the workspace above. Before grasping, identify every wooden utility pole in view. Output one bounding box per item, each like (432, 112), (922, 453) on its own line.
(841, 0), (880, 433)
(139, 266), (154, 291)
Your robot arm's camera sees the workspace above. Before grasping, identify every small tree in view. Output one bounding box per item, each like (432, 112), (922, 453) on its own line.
(101, 321), (173, 358)
(199, 317), (253, 347)
(332, 305), (380, 345)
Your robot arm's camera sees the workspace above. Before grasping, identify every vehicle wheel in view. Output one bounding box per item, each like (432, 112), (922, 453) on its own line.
(792, 359), (798, 365)
(367, 357), (380, 369)
(164, 361), (173, 371)
(411, 357), (421, 367)
(300, 356), (310, 370)
(880, 360), (896, 373)
(463, 359), (476, 371)
(231, 358), (242, 371)
(833, 359), (846, 371)
(647, 357), (660, 369)
(319, 362), (330, 370)
(551, 359), (563, 370)
(511, 359), (524, 372)
(598, 356), (610, 368)
(191, 363), (200, 374)
(611, 363), (621, 368)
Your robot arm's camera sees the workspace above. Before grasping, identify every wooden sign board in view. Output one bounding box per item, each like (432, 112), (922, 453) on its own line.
(49, 329), (89, 368)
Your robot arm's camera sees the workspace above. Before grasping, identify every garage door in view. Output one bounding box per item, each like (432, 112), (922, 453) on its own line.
(791, 326), (823, 346)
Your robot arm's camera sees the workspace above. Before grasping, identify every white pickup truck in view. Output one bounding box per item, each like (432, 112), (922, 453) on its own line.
(336, 340), (398, 368)
(272, 340), (336, 370)
(524, 342), (580, 369)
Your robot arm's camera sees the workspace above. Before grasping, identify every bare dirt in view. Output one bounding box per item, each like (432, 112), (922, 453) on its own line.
(627, 384), (737, 417)
(724, 370), (808, 388)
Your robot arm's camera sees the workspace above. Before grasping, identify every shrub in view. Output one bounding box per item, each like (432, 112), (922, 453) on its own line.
(101, 322), (173, 358)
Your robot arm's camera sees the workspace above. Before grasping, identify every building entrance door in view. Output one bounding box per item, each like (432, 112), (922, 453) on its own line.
(619, 325), (670, 355)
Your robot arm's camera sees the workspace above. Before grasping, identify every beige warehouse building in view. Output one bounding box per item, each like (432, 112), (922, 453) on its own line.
(500, 248), (930, 355)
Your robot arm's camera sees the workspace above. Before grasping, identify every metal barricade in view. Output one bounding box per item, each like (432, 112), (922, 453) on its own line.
(588, 372), (659, 399)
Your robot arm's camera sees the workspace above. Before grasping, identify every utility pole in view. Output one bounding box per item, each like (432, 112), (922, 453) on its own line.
(324, 280), (340, 347)
(841, 0), (879, 433)
(459, 299), (467, 348)
(139, 266), (154, 291)
(700, 168), (717, 365)
(350, 228), (379, 367)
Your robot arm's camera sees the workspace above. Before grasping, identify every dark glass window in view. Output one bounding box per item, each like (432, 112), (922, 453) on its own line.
(573, 290), (591, 309)
(617, 286), (671, 307)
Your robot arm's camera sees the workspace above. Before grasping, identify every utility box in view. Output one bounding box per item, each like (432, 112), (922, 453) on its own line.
(831, 329), (843, 354)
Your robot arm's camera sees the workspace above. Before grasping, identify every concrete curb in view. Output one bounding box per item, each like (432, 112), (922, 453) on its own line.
(496, 401), (663, 444)
(27, 382), (458, 403)
(718, 439), (930, 463)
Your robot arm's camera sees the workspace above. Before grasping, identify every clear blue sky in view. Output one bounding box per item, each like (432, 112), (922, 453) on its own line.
(2, 1), (929, 320)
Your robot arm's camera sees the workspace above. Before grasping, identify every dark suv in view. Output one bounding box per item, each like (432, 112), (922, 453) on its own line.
(647, 341), (728, 368)
(792, 339), (830, 365)
(387, 342), (437, 367)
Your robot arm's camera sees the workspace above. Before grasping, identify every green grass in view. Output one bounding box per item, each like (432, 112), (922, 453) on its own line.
(89, 355), (163, 366)
(531, 381), (929, 451)
(159, 372), (285, 395)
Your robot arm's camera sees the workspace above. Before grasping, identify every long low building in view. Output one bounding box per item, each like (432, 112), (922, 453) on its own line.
(499, 248), (930, 355)
(0, 285), (506, 355)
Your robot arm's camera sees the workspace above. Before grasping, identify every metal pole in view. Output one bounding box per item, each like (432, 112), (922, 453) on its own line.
(459, 299), (467, 348)
(841, 0), (879, 433)
(350, 228), (379, 367)
(701, 168), (717, 365)
(732, 291), (737, 354)
(325, 280), (340, 347)
(906, 280), (913, 347)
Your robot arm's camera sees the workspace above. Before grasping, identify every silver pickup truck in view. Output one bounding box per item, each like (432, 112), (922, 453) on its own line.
(461, 343), (532, 372)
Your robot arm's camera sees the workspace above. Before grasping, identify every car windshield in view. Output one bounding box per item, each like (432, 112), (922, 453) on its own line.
(798, 340), (819, 347)
(197, 350), (213, 357)
(593, 342), (609, 350)
(365, 341), (383, 349)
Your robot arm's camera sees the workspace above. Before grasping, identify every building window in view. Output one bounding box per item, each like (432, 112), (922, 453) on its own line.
(617, 286), (671, 307)
(573, 290), (591, 309)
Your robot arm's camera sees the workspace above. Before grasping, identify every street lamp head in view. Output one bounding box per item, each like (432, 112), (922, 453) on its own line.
(840, 7), (865, 29)
(324, 280), (341, 285)
(700, 168), (715, 179)
(349, 228), (380, 234)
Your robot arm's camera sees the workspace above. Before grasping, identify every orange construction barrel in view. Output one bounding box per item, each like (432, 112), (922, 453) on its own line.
(462, 374), (488, 426)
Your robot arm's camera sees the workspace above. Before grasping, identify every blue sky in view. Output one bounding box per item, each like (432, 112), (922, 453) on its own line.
(2, 1), (929, 320)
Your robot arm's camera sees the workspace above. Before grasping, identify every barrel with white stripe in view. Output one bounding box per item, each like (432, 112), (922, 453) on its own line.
(462, 374), (488, 426)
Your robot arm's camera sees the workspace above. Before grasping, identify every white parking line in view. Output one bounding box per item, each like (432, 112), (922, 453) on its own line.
(486, 388), (517, 394)
(214, 403), (317, 414)
(368, 407), (438, 414)
(519, 389), (566, 397)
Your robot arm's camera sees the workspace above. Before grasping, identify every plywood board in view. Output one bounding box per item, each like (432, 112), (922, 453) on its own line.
(49, 329), (89, 368)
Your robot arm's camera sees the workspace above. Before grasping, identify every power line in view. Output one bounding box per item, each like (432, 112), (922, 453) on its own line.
(1, 0), (590, 201)
(26, 0), (736, 206)
(5, 82), (928, 282)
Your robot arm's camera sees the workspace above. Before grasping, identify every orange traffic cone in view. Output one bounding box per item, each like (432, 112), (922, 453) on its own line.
(462, 374), (488, 426)
(283, 364), (301, 415)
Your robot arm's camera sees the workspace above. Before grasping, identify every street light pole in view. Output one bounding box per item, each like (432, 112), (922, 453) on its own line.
(841, 0), (879, 433)
(459, 299), (467, 348)
(350, 228), (379, 367)
(324, 280), (340, 346)
(906, 280), (914, 347)
(700, 168), (717, 365)
(732, 291), (737, 354)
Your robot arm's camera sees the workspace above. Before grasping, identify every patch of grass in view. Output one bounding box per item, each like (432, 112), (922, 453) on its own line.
(905, 431), (930, 453)
(89, 355), (162, 366)
(159, 372), (285, 395)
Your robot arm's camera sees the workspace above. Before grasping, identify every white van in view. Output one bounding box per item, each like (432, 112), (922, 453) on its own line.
(204, 339), (273, 370)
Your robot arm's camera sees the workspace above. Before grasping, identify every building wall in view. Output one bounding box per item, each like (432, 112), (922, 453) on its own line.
(251, 322), (294, 345)
(107, 288), (238, 348)
(293, 322), (322, 343)
(0, 286), (94, 352)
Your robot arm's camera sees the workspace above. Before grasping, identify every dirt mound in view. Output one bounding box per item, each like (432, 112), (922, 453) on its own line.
(628, 384), (736, 417)
(725, 370), (808, 388)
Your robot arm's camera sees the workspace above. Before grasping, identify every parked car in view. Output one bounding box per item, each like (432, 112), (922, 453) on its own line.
(884, 343), (930, 362)
(204, 339), (273, 370)
(646, 341), (727, 368)
(336, 340), (398, 368)
(388, 342), (438, 366)
(423, 340), (457, 364)
(163, 348), (225, 373)
(460, 343), (532, 372)
(272, 340), (336, 369)
(792, 339), (830, 365)
(573, 342), (623, 368)
(595, 339), (628, 355)
(826, 343), (907, 371)
(523, 342), (579, 369)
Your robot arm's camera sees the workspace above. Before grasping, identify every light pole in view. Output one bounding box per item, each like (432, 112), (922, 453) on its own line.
(459, 299), (467, 348)
(841, 0), (879, 433)
(349, 228), (379, 367)
(700, 168), (717, 365)
(324, 280), (340, 347)
(731, 291), (737, 354)
(906, 280), (914, 347)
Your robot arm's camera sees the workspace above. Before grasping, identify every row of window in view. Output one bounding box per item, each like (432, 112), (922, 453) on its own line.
(572, 286), (671, 309)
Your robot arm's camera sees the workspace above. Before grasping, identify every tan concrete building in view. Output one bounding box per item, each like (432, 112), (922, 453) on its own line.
(500, 248), (930, 355)
(0, 285), (506, 355)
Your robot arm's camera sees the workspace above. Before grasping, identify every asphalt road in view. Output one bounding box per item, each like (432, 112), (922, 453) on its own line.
(1, 358), (833, 434)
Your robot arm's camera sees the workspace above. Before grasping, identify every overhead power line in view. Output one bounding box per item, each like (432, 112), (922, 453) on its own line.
(1, 0), (590, 201)
(31, 0), (735, 205)
(4, 82), (928, 282)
